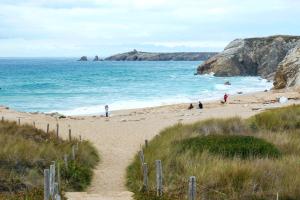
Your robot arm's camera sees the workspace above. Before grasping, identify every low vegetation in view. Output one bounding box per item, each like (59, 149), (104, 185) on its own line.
(127, 105), (300, 200)
(177, 135), (281, 159)
(0, 120), (100, 200)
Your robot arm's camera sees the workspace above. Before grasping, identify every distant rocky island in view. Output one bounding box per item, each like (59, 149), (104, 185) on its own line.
(78, 50), (217, 62)
(197, 35), (300, 89)
(78, 56), (88, 61)
(78, 56), (103, 61)
(104, 50), (217, 61)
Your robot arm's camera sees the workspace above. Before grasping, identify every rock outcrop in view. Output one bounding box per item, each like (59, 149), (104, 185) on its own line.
(197, 35), (300, 80)
(105, 50), (217, 61)
(273, 42), (300, 89)
(78, 56), (88, 61)
(93, 56), (99, 61)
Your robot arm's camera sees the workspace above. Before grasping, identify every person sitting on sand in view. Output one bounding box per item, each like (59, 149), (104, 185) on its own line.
(105, 105), (109, 117)
(188, 103), (194, 110)
(198, 101), (203, 109)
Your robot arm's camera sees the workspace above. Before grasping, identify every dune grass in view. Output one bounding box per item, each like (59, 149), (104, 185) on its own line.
(0, 120), (100, 199)
(249, 105), (300, 131)
(127, 105), (300, 200)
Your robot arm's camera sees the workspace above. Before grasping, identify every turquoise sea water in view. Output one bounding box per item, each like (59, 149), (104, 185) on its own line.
(0, 58), (272, 115)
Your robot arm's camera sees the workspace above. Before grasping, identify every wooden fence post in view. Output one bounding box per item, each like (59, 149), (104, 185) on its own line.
(55, 195), (61, 200)
(46, 124), (49, 134)
(18, 118), (20, 125)
(64, 154), (68, 169)
(49, 164), (55, 197)
(145, 140), (148, 148)
(139, 150), (144, 165)
(277, 192), (279, 200)
(55, 193), (61, 200)
(44, 169), (50, 200)
(79, 135), (82, 142)
(142, 163), (148, 191)
(156, 160), (163, 197)
(54, 182), (59, 198)
(68, 129), (72, 141)
(1, 116), (4, 122)
(188, 176), (196, 200)
(72, 145), (76, 160)
(76, 142), (79, 152)
(57, 163), (61, 192)
(56, 124), (59, 138)
(33, 121), (35, 128)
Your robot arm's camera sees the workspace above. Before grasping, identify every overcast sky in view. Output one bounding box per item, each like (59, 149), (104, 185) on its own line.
(0, 0), (299, 57)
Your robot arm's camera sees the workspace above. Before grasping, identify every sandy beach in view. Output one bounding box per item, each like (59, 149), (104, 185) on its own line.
(0, 89), (299, 200)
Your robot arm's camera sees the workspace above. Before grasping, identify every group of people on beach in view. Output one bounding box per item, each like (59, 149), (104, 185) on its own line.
(188, 101), (203, 110)
(104, 93), (229, 117)
(188, 93), (229, 110)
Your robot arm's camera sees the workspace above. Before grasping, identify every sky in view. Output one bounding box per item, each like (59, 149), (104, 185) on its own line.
(0, 0), (299, 57)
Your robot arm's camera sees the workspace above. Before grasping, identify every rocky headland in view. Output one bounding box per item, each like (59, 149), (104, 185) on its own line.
(197, 35), (300, 89)
(78, 56), (88, 61)
(104, 49), (217, 61)
(274, 42), (300, 89)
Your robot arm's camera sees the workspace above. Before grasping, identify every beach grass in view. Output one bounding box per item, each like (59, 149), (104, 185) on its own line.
(0, 120), (100, 199)
(127, 105), (300, 200)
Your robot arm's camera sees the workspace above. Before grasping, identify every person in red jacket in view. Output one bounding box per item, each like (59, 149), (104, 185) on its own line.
(224, 93), (229, 103)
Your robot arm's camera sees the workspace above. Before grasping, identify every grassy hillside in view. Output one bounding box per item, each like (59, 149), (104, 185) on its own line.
(0, 120), (100, 200)
(127, 105), (300, 200)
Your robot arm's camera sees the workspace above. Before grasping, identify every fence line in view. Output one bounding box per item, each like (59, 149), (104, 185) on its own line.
(44, 161), (62, 200)
(2, 117), (84, 143)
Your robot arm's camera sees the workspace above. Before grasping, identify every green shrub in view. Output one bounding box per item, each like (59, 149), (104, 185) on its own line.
(177, 135), (281, 159)
(61, 161), (93, 191)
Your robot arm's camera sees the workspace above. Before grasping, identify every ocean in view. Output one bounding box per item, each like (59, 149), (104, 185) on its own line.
(0, 58), (272, 115)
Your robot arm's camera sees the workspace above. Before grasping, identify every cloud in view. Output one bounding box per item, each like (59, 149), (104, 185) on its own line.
(0, 0), (299, 56)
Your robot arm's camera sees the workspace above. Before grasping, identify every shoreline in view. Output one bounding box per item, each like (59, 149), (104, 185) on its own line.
(0, 89), (299, 200)
(1, 89), (274, 117)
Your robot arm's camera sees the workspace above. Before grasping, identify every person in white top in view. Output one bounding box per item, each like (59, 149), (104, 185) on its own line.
(105, 105), (109, 117)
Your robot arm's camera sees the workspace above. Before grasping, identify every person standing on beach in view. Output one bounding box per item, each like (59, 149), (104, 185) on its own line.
(105, 105), (109, 117)
(224, 93), (229, 103)
(198, 101), (203, 109)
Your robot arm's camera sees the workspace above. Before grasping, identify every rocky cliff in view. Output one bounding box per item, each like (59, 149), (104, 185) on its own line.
(197, 35), (300, 81)
(274, 42), (300, 89)
(105, 50), (217, 61)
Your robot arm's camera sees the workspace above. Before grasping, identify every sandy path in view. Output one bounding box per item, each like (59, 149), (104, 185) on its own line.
(0, 90), (299, 200)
